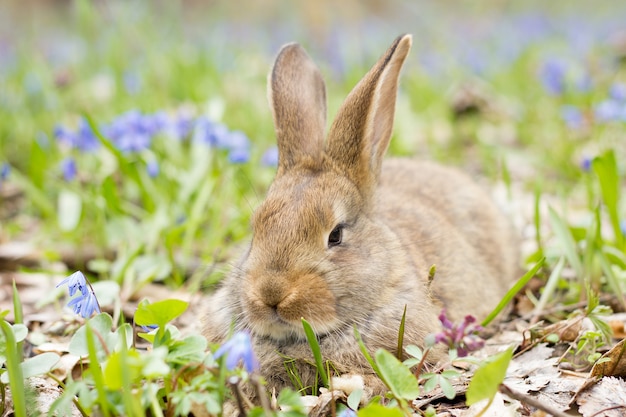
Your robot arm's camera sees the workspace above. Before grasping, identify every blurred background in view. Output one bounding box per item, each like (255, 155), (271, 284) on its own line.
(2, 0), (626, 291)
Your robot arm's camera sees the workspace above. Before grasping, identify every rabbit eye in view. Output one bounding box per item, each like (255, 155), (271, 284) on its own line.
(328, 224), (343, 247)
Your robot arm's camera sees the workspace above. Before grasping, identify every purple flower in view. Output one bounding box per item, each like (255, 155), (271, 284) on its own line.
(60, 158), (77, 181)
(214, 331), (259, 373)
(539, 59), (567, 95)
(434, 309), (484, 357)
(581, 156), (592, 172)
(57, 271), (101, 318)
(261, 147), (279, 167)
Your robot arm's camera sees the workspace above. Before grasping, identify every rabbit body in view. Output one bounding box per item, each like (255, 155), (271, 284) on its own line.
(203, 35), (518, 394)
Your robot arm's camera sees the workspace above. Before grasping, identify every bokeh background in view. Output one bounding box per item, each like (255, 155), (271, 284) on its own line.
(2, 0), (626, 289)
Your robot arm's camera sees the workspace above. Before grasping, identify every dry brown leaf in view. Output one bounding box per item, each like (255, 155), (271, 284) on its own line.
(451, 392), (518, 417)
(505, 344), (559, 394)
(543, 317), (584, 342)
(590, 338), (626, 379)
(577, 377), (626, 417)
(308, 389), (347, 417)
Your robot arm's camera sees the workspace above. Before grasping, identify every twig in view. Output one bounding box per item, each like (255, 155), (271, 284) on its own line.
(252, 375), (273, 417)
(589, 405), (626, 417)
(499, 383), (570, 417)
(229, 377), (248, 417)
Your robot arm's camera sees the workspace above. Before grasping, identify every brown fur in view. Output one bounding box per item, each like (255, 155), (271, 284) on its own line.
(203, 34), (518, 396)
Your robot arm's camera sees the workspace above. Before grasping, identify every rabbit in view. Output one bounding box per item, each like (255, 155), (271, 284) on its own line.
(203, 34), (518, 397)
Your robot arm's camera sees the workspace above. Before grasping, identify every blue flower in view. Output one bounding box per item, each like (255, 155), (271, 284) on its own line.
(539, 59), (567, 95)
(561, 105), (584, 130)
(193, 117), (230, 147)
(60, 158), (77, 181)
(57, 271), (101, 318)
(594, 100), (622, 123)
(609, 83), (626, 102)
(581, 156), (592, 172)
(105, 110), (154, 153)
(228, 148), (250, 164)
(123, 71), (142, 95)
(54, 119), (100, 152)
(147, 160), (159, 178)
(57, 271), (88, 297)
(0, 163), (9, 181)
(337, 409), (357, 417)
(261, 147), (279, 167)
(214, 331), (259, 373)
(163, 112), (193, 140)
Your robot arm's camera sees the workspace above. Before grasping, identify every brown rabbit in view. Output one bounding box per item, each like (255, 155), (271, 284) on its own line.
(203, 34), (518, 396)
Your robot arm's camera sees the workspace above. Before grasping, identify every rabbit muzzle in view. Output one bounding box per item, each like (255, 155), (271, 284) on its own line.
(242, 271), (341, 341)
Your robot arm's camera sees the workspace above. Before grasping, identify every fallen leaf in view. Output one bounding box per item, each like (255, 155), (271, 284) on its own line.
(577, 377), (626, 417)
(590, 338), (626, 379)
(452, 392), (518, 417)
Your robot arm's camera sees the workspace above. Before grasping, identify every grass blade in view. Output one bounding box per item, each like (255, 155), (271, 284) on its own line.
(85, 322), (111, 417)
(353, 326), (380, 376)
(301, 318), (328, 387)
(532, 257), (565, 319)
(482, 257), (545, 327)
(12, 280), (24, 362)
(396, 305), (407, 360)
(548, 207), (583, 279)
(0, 320), (26, 417)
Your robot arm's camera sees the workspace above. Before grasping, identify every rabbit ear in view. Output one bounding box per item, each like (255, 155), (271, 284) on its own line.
(269, 43), (327, 172)
(326, 35), (412, 194)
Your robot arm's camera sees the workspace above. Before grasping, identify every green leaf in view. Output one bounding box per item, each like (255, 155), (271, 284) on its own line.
(166, 335), (208, 364)
(103, 349), (143, 390)
(466, 348), (513, 405)
(374, 349), (420, 401)
(482, 258), (545, 326)
(301, 318), (328, 387)
(347, 388), (364, 410)
(20, 352), (60, 379)
(134, 298), (188, 328)
(439, 375), (456, 399)
(58, 189), (83, 232)
(12, 323), (28, 343)
(357, 402), (404, 417)
(69, 314), (132, 362)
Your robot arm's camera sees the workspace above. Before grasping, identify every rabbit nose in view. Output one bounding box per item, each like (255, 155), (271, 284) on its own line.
(259, 280), (286, 310)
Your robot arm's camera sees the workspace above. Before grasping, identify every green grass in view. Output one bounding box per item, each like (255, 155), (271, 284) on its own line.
(2, 0), (626, 416)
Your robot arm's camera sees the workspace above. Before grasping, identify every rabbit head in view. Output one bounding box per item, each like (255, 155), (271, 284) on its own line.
(239, 35), (426, 342)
